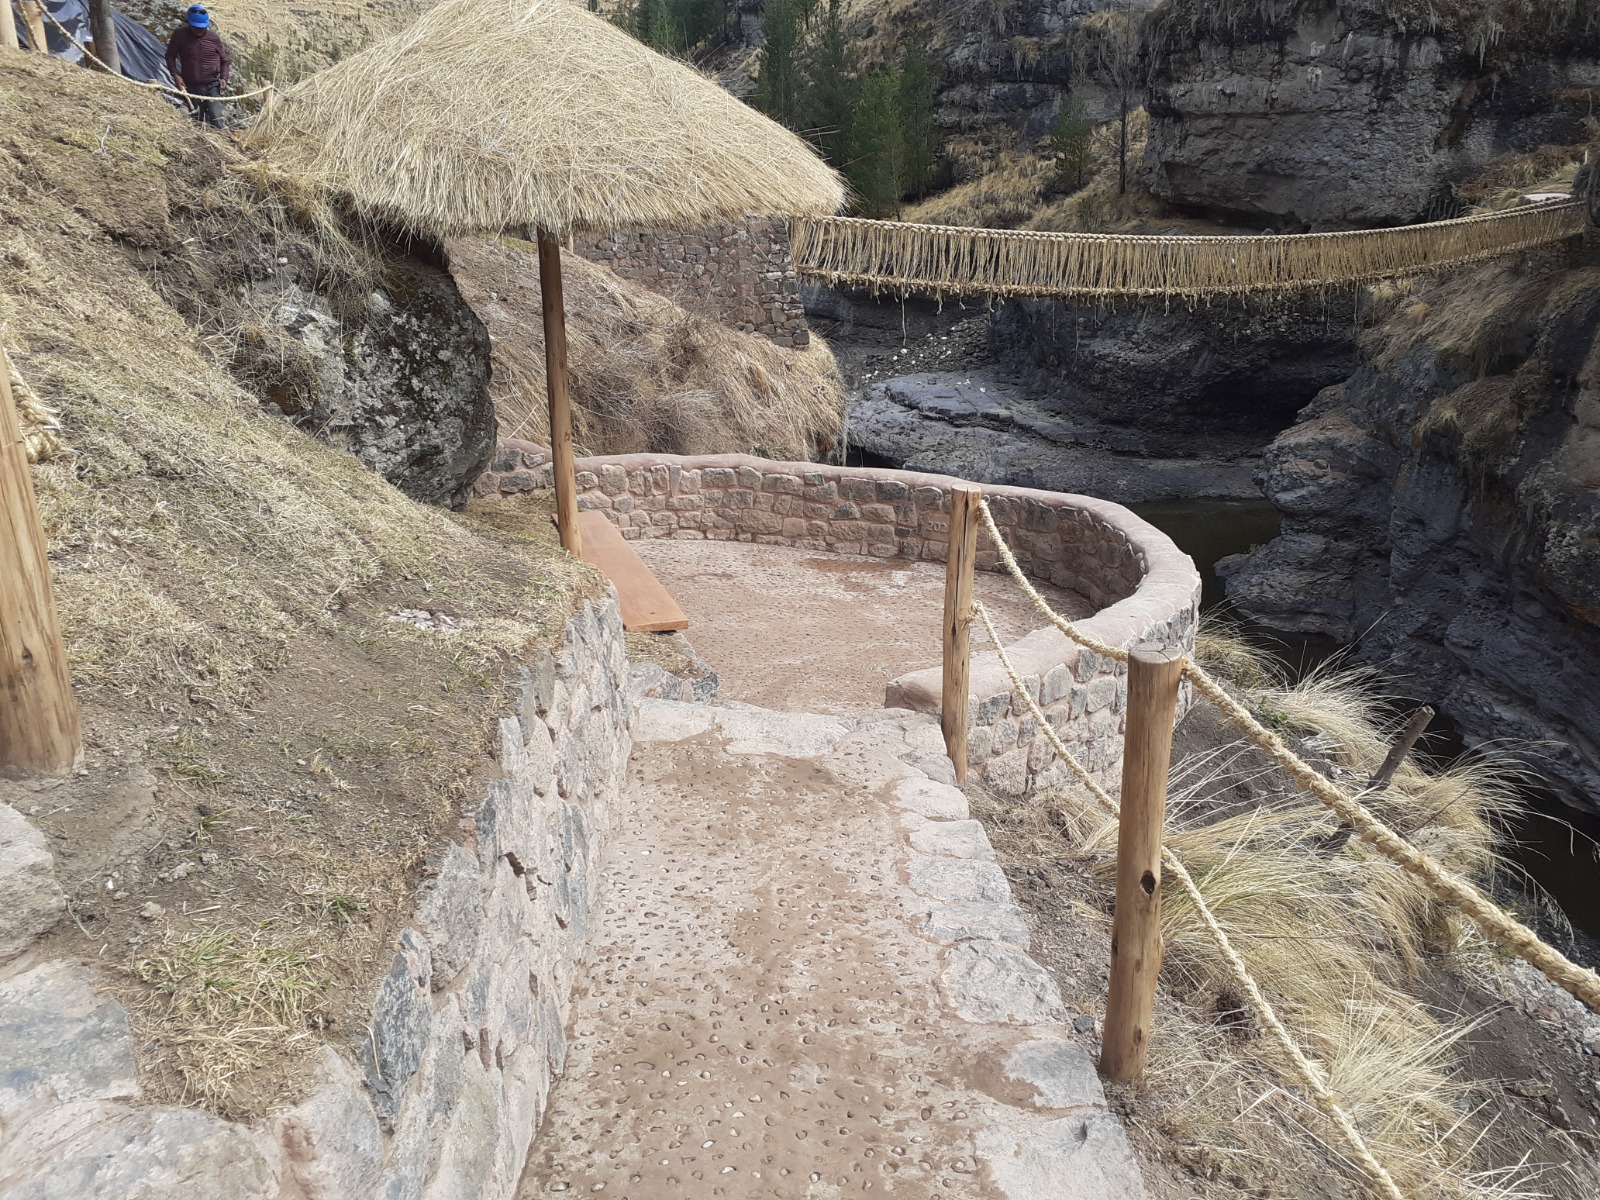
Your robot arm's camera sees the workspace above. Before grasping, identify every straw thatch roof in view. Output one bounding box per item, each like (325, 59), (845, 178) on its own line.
(248, 0), (845, 236)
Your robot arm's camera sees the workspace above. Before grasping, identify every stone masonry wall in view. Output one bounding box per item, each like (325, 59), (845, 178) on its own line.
(476, 445), (1202, 800)
(0, 596), (634, 1200)
(571, 216), (811, 348)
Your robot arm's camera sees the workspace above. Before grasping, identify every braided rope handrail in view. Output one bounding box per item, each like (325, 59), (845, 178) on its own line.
(971, 598), (1408, 1200)
(972, 495), (1600, 1013)
(792, 202), (1589, 301)
(36, 9), (276, 104)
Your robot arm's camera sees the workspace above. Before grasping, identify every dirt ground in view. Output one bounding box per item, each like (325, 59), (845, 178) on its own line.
(634, 539), (1093, 714)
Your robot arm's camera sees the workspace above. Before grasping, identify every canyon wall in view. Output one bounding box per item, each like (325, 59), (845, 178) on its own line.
(1222, 245), (1600, 808)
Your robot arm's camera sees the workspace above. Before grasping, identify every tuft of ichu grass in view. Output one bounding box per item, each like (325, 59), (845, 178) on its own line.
(248, 0), (845, 237)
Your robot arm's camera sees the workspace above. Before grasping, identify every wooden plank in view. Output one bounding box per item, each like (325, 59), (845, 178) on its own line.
(941, 485), (981, 783)
(1, 347), (81, 772)
(1100, 644), (1185, 1083)
(576, 511), (688, 633)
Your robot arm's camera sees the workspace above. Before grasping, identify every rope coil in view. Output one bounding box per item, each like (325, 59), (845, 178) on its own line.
(971, 493), (1600, 1015)
(8, 357), (64, 464)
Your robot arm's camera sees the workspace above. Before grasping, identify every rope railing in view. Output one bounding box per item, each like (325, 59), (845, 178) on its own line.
(792, 202), (1589, 302)
(970, 494), (1600, 1014)
(970, 598), (1408, 1200)
(7, 356), (63, 464)
(35, 9), (276, 105)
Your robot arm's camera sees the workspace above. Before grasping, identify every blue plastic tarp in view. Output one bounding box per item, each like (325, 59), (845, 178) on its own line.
(12, 1), (177, 90)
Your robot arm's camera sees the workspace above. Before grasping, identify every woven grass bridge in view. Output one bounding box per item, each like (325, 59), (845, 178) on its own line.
(791, 200), (1589, 301)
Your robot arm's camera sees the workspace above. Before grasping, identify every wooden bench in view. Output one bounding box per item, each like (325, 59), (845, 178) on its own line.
(576, 510), (689, 632)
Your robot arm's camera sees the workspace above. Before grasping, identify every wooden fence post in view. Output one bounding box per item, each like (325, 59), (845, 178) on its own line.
(18, 0), (46, 52)
(941, 485), (980, 782)
(1100, 643), (1185, 1083)
(1, 0), (19, 52)
(536, 229), (582, 557)
(0, 350), (82, 773)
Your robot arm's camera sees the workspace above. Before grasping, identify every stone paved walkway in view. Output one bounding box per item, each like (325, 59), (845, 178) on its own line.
(633, 540), (1093, 715)
(517, 701), (1146, 1200)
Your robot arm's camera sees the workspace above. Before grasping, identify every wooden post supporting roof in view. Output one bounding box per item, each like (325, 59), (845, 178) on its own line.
(1, 0), (20, 52)
(537, 229), (582, 557)
(0, 349), (82, 773)
(87, 0), (120, 74)
(1101, 644), (1184, 1082)
(941, 485), (980, 783)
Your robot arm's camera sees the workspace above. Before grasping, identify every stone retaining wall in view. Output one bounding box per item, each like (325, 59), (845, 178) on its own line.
(0, 597), (635, 1200)
(477, 446), (1202, 799)
(570, 216), (810, 348)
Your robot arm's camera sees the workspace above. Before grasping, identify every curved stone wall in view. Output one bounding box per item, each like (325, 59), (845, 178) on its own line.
(478, 446), (1201, 799)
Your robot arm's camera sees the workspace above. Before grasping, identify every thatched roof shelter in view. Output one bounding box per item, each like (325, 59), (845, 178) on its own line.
(248, 0), (845, 236)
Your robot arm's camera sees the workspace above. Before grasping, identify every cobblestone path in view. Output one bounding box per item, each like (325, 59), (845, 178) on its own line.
(516, 701), (1147, 1200)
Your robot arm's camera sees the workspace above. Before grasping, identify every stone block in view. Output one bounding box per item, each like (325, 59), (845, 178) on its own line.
(0, 961), (138, 1119)
(890, 778), (969, 820)
(906, 856), (1012, 904)
(763, 473), (802, 494)
(921, 902), (1031, 949)
(363, 928), (433, 1129)
(0, 802), (65, 960)
(1041, 665), (1072, 705)
(1003, 1039), (1108, 1112)
(597, 465), (628, 496)
(985, 746), (1030, 797)
(940, 940), (1065, 1024)
(735, 466), (764, 489)
(908, 820), (996, 861)
(416, 843), (485, 991)
(269, 1048), (384, 1200)
(840, 476), (877, 501)
(975, 1115), (1149, 1200)
(1085, 676), (1118, 713)
(702, 467), (736, 487)
(875, 479), (910, 501)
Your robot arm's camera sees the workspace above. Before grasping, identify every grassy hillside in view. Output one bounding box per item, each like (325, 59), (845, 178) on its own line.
(1, 53), (594, 1115)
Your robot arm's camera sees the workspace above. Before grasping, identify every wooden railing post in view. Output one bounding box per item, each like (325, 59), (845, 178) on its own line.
(941, 485), (980, 782)
(1, 349), (82, 772)
(1101, 643), (1185, 1083)
(18, 0), (46, 52)
(536, 228), (582, 557)
(1, 0), (19, 52)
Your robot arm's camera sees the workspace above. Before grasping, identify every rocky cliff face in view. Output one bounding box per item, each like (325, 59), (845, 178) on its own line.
(1222, 245), (1600, 808)
(1145, 0), (1600, 226)
(846, 0), (1161, 141)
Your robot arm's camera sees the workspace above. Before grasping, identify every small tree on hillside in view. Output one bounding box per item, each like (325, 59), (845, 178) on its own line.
(847, 70), (904, 217)
(799, 0), (858, 163)
(897, 45), (938, 198)
(1073, 2), (1149, 196)
(1050, 97), (1094, 192)
(756, 0), (807, 126)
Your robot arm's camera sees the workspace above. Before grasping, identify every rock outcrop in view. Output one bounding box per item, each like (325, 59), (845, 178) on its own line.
(1222, 246), (1600, 808)
(1144, 0), (1600, 226)
(240, 252), (496, 510)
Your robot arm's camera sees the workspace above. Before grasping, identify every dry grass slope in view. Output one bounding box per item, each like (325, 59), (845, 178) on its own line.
(1, 54), (595, 1115)
(448, 235), (846, 459)
(978, 620), (1594, 1198)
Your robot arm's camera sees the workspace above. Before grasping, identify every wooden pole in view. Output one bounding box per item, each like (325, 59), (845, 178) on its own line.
(0, 349), (82, 773)
(941, 485), (980, 782)
(87, 0), (120, 74)
(18, 0), (47, 52)
(1, 0), (19, 53)
(536, 228), (582, 557)
(1100, 643), (1185, 1083)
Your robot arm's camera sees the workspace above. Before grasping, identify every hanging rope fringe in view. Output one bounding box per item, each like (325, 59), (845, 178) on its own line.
(972, 496), (1600, 1014)
(971, 598), (1409, 1200)
(8, 357), (64, 464)
(792, 203), (1588, 301)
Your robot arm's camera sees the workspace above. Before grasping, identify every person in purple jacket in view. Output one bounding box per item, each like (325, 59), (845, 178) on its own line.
(164, 5), (231, 129)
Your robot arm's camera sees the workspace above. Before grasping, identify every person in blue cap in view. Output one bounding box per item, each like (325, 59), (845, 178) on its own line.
(164, 5), (232, 129)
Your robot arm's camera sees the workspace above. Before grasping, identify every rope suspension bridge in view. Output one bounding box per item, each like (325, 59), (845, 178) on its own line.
(791, 200), (1590, 301)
